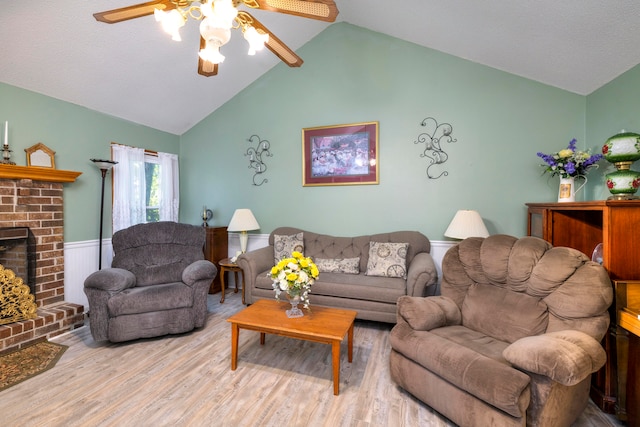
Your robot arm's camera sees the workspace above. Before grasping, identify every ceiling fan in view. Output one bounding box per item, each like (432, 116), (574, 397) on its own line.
(94, 0), (339, 77)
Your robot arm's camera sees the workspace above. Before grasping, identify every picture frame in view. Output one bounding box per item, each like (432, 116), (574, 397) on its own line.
(25, 142), (56, 169)
(302, 121), (379, 186)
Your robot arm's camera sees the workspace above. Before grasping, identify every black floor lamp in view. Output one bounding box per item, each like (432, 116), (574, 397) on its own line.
(91, 159), (117, 270)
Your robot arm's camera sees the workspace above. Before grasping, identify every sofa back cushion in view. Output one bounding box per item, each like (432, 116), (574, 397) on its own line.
(112, 221), (205, 287)
(461, 283), (549, 343)
(269, 227), (431, 274)
(273, 232), (304, 263)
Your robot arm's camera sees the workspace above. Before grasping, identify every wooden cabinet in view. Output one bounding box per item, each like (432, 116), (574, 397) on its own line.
(616, 281), (640, 426)
(526, 200), (640, 419)
(204, 226), (228, 294)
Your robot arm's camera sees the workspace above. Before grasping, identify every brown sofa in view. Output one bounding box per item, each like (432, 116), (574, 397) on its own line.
(389, 234), (613, 427)
(237, 227), (438, 323)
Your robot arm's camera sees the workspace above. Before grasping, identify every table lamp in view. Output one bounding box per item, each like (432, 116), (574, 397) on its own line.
(444, 210), (489, 240)
(227, 208), (260, 253)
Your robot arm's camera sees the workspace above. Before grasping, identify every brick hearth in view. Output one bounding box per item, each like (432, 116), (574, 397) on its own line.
(0, 170), (84, 353)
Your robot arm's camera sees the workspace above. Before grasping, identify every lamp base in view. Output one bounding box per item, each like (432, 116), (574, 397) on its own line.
(239, 231), (248, 253)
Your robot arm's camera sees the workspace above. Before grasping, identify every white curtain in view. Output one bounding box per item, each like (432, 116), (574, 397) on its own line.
(112, 144), (146, 233)
(158, 152), (179, 222)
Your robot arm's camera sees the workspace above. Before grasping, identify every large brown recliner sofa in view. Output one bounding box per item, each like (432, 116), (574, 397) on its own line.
(84, 221), (218, 343)
(237, 227), (438, 323)
(389, 234), (613, 427)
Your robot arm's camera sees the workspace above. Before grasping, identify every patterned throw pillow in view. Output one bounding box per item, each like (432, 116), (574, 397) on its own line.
(315, 257), (360, 274)
(365, 242), (409, 279)
(273, 232), (304, 263)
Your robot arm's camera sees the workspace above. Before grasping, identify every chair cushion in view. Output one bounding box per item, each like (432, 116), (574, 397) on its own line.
(390, 322), (531, 417)
(462, 283), (549, 343)
(107, 282), (194, 316)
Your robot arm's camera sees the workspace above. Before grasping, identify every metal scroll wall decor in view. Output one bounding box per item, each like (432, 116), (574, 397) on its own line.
(414, 117), (457, 179)
(244, 134), (273, 186)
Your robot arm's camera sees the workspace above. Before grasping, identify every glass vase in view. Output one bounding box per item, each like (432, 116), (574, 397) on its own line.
(286, 292), (304, 318)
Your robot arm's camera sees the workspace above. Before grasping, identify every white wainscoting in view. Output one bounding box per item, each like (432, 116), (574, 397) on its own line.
(64, 239), (113, 308)
(64, 234), (456, 308)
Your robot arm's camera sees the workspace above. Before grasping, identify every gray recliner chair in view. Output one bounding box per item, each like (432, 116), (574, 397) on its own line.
(84, 221), (217, 343)
(389, 234), (613, 427)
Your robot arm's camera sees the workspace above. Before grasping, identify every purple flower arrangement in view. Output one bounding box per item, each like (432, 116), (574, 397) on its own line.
(537, 138), (603, 178)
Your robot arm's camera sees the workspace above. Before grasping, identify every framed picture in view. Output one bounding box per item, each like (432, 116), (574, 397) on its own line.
(25, 142), (56, 168)
(302, 121), (379, 186)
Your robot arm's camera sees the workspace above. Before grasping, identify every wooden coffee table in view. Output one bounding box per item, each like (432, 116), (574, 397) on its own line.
(227, 299), (357, 395)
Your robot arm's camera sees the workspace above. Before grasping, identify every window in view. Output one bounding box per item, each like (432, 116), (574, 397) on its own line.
(145, 154), (160, 222)
(111, 144), (179, 233)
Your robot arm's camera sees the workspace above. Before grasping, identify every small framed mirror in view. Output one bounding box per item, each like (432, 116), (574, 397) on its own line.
(25, 142), (55, 168)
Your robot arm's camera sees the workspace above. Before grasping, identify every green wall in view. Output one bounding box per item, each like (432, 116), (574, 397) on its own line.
(0, 82), (179, 241)
(180, 23), (587, 239)
(586, 63), (640, 199)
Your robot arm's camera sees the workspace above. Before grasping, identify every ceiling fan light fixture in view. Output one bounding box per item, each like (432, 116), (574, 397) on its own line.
(199, 42), (226, 64)
(211, 0), (239, 29)
(154, 8), (186, 42)
(200, 19), (231, 46)
(243, 26), (269, 55)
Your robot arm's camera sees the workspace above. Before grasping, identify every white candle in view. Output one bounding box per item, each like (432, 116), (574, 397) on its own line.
(3, 121), (7, 147)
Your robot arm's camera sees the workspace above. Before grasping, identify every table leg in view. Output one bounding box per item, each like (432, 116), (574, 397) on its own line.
(260, 332), (265, 345)
(332, 340), (340, 395)
(220, 267), (227, 303)
(348, 322), (354, 363)
(231, 323), (239, 370)
(233, 271), (239, 293)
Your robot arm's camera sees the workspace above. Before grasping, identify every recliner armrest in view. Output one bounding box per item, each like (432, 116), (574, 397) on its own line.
(396, 295), (461, 331)
(503, 330), (606, 386)
(84, 268), (136, 292)
(182, 260), (217, 286)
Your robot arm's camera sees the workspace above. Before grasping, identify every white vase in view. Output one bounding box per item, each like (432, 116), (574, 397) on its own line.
(558, 176), (587, 202)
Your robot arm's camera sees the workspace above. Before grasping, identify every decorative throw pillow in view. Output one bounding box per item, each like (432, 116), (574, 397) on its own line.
(315, 257), (360, 274)
(365, 242), (409, 279)
(273, 232), (304, 263)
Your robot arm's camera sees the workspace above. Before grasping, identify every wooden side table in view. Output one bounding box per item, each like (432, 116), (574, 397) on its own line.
(219, 257), (245, 304)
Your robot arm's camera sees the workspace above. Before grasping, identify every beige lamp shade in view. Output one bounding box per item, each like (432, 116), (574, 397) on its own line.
(228, 209), (260, 253)
(444, 210), (489, 240)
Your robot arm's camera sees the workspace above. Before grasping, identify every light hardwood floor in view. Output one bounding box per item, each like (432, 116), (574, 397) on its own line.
(0, 292), (624, 427)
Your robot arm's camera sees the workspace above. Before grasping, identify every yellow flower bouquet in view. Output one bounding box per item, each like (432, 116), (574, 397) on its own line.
(269, 251), (319, 311)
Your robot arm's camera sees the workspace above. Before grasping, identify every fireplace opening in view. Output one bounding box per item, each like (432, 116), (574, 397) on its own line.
(0, 227), (36, 298)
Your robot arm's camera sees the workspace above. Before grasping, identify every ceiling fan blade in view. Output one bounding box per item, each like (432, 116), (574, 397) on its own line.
(198, 37), (219, 77)
(239, 12), (303, 67)
(241, 0), (338, 22)
(93, 0), (177, 23)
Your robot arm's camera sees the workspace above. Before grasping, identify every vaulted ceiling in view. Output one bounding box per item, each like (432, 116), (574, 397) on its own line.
(2, 1), (639, 135)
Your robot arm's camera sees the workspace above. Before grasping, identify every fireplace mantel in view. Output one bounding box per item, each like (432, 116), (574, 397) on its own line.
(0, 164), (81, 182)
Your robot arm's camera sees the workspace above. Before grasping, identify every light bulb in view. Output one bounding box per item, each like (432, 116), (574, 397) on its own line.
(199, 43), (225, 64)
(211, 0), (238, 29)
(244, 26), (269, 55)
(154, 9), (185, 41)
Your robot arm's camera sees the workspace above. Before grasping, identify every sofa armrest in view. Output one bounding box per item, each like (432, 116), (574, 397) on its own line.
(396, 295), (461, 331)
(182, 260), (217, 286)
(406, 252), (438, 297)
(503, 330), (606, 386)
(237, 246), (274, 303)
(84, 268), (136, 292)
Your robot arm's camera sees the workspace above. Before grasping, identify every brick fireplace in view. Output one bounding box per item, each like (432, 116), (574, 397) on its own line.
(0, 166), (85, 353)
